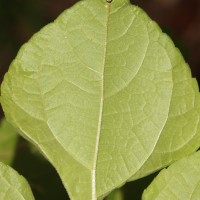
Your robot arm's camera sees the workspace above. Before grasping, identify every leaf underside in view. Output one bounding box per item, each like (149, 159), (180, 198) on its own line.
(1, 0), (200, 199)
(142, 151), (200, 200)
(0, 162), (34, 200)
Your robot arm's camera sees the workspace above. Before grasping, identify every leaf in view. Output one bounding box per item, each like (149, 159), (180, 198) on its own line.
(13, 138), (69, 200)
(107, 189), (123, 200)
(0, 118), (18, 165)
(1, 0), (200, 199)
(142, 151), (200, 200)
(0, 162), (34, 199)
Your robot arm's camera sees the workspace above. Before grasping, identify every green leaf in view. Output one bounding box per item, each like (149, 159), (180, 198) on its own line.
(0, 118), (18, 165)
(107, 189), (123, 200)
(1, 0), (200, 199)
(142, 151), (200, 200)
(0, 162), (34, 199)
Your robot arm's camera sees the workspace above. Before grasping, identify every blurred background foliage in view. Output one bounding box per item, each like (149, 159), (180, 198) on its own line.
(0, 0), (199, 199)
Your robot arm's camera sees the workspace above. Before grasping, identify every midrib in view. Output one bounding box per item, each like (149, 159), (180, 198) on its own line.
(91, 2), (111, 200)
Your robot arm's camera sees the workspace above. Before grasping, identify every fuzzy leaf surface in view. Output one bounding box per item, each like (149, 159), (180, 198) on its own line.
(1, 0), (200, 199)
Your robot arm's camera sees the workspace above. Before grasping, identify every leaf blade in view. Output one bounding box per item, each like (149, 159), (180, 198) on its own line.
(0, 162), (34, 200)
(142, 151), (200, 200)
(1, 0), (200, 199)
(0, 118), (18, 165)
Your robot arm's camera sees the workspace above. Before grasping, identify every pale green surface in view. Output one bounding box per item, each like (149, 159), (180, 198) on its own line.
(1, 0), (200, 199)
(142, 151), (200, 200)
(0, 118), (18, 165)
(0, 162), (34, 200)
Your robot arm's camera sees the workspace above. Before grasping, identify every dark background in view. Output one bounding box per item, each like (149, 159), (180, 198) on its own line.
(0, 0), (199, 199)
